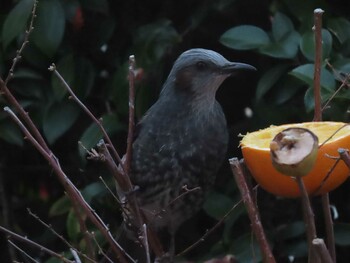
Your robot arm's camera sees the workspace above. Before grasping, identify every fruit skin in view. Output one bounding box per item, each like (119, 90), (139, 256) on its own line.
(270, 128), (319, 178)
(241, 122), (350, 198)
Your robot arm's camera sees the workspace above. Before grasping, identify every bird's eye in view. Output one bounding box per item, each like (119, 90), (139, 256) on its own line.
(196, 61), (207, 71)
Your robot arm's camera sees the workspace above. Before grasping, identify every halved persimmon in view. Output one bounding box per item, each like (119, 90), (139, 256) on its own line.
(240, 122), (350, 197)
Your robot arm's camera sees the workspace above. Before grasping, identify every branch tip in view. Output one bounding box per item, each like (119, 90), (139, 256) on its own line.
(48, 64), (56, 71)
(314, 8), (324, 14)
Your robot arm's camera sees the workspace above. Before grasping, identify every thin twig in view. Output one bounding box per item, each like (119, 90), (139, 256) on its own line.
(125, 55), (136, 175)
(321, 73), (350, 112)
(313, 9), (336, 262)
(4, 0), (38, 85)
(158, 185), (201, 217)
(49, 66), (157, 257)
(312, 157), (341, 196)
(0, 226), (73, 263)
(0, 72), (50, 154)
(70, 198), (96, 260)
(319, 123), (349, 149)
(49, 64), (155, 257)
(326, 60), (350, 88)
(0, 168), (17, 261)
(94, 122), (163, 258)
(177, 194), (244, 257)
(321, 195), (336, 262)
(229, 158), (276, 263)
(339, 148), (350, 169)
(94, 140), (133, 204)
(70, 248), (82, 263)
(295, 176), (319, 263)
(48, 64), (126, 175)
(312, 238), (333, 263)
(8, 240), (39, 263)
(313, 8), (324, 122)
(27, 208), (96, 263)
(1, 1), (50, 153)
(3, 107), (131, 263)
(142, 224), (151, 263)
(89, 231), (115, 263)
(99, 176), (121, 203)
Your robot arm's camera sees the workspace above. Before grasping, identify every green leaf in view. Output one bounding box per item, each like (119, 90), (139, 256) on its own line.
(88, 15), (116, 49)
(259, 31), (300, 59)
(277, 221), (305, 240)
(11, 79), (44, 99)
(80, 0), (109, 14)
(0, 120), (24, 146)
(272, 12), (294, 41)
(304, 87), (332, 112)
(2, 0), (34, 49)
(335, 223), (350, 246)
(284, 239), (308, 258)
(74, 57), (96, 99)
(256, 65), (290, 101)
(134, 19), (181, 65)
(230, 233), (262, 263)
(13, 68), (44, 80)
(43, 101), (80, 144)
(290, 64), (335, 92)
(21, 43), (50, 70)
(49, 195), (71, 216)
(79, 114), (125, 159)
(281, 0), (328, 23)
(81, 182), (106, 203)
(328, 17), (350, 44)
(220, 25), (270, 50)
(107, 62), (129, 116)
(300, 29), (333, 61)
(274, 76), (304, 105)
(67, 209), (80, 242)
(31, 0), (65, 57)
(203, 191), (234, 220)
(332, 58), (350, 74)
(51, 54), (75, 100)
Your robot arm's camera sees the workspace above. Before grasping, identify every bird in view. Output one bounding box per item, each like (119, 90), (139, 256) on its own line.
(128, 48), (255, 260)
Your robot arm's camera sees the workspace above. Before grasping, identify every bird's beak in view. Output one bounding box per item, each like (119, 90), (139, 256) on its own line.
(220, 62), (256, 75)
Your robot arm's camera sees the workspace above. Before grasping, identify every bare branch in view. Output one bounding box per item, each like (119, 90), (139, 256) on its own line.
(70, 248), (82, 263)
(0, 226), (73, 263)
(27, 208), (97, 263)
(125, 55), (136, 175)
(3, 107), (131, 263)
(89, 232), (115, 263)
(4, 0), (38, 85)
(229, 158), (276, 263)
(142, 224), (151, 263)
(339, 148), (350, 169)
(177, 194), (244, 257)
(312, 238), (334, 263)
(8, 240), (39, 263)
(312, 8), (324, 122)
(295, 176), (320, 262)
(321, 195), (336, 262)
(48, 64), (126, 175)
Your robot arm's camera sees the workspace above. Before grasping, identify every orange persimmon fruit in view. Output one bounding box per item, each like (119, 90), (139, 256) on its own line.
(240, 122), (350, 197)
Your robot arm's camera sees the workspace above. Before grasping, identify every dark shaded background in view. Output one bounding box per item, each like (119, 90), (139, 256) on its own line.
(1, 0), (350, 262)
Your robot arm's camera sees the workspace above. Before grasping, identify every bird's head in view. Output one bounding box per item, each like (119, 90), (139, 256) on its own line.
(161, 48), (256, 108)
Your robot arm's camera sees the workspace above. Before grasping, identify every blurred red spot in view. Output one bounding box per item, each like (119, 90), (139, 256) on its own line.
(72, 7), (84, 30)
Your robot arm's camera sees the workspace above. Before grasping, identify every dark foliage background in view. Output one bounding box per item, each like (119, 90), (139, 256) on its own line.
(1, 0), (350, 262)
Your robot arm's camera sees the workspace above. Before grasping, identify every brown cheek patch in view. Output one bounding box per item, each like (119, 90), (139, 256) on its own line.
(175, 69), (193, 91)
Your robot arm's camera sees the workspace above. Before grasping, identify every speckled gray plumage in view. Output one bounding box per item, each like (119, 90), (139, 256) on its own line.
(129, 48), (255, 232)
